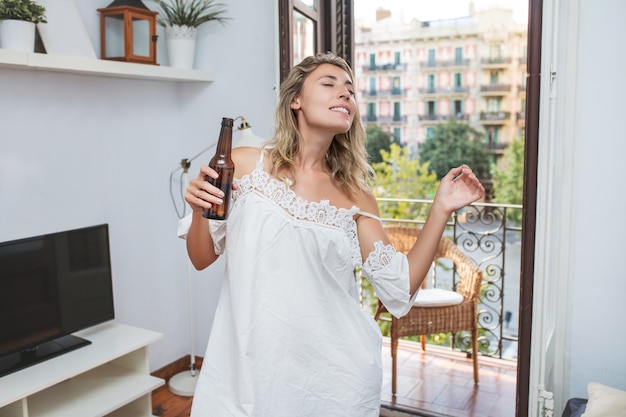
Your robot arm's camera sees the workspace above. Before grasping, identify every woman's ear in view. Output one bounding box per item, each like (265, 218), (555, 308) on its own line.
(290, 97), (301, 110)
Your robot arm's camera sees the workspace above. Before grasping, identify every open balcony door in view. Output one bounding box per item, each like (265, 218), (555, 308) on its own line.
(525, 0), (579, 415)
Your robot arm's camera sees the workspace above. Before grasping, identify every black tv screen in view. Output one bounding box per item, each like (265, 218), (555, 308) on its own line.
(0, 224), (115, 376)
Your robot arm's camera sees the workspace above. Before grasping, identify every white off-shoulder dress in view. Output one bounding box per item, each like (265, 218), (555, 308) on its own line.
(189, 156), (416, 417)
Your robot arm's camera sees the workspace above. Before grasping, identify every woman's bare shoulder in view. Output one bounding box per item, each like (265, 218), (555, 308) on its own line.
(233, 146), (262, 178)
(354, 188), (380, 216)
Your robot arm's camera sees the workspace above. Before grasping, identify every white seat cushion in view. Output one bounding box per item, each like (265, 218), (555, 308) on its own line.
(414, 288), (464, 307)
(583, 382), (626, 417)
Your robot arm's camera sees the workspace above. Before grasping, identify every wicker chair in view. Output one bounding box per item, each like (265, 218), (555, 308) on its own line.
(374, 225), (483, 394)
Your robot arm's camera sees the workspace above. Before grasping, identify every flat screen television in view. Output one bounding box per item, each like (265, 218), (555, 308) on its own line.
(0, 224), (115, 377)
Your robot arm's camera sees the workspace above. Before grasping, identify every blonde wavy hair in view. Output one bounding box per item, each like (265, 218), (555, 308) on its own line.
(266, 52), (373, 198)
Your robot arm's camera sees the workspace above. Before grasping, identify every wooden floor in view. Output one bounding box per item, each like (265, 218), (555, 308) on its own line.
(379, 339), (517, 417)
(151, 339), (517, 417)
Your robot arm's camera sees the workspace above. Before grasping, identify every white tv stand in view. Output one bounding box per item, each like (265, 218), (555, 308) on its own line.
(0, 321), (164, 417)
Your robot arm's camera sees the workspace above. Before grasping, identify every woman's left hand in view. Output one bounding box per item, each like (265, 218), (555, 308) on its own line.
(433, 165), (485, 214)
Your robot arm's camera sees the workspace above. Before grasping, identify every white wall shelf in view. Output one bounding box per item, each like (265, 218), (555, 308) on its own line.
(0, 49), (214, 82)
(0, 321), (165, 417)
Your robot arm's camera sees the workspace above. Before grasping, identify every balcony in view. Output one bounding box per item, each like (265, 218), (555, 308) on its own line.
(480, 84), (512, 95)
(419, 86), (470, 96)
(375, 115), (408, 123)
(362, 63), (408, 72)
(418, 114), (469, 123)
(380, 339), (517, 416)
(377, 89), (407, 98)
(372, 199), (521, 416)
(480, 111), (511, 123)
(480, 57), (513, 67)
(422, 58), (471, 68)
(418, 114), (447, 122)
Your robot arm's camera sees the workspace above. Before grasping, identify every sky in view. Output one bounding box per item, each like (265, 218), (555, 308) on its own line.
(353, 0), (528, 24)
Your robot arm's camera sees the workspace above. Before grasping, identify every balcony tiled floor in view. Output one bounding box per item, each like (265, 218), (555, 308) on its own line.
(380, 338), (517, 417)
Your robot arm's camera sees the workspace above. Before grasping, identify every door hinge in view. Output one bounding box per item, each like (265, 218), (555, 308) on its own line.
(539, 386), (555, 417)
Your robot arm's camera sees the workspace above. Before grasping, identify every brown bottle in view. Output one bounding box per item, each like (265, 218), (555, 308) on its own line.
(203, 117), (235, 220)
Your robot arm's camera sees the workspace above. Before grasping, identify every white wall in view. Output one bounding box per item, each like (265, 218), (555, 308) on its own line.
(0, 0), (278, 370)
(565, 0), (626, 398)
(537, 0), (626, 412)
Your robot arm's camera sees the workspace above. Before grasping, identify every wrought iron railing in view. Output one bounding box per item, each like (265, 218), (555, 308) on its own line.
(371, 197), (523, 361)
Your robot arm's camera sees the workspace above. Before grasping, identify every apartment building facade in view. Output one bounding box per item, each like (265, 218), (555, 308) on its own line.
(354, 6), (527, 161)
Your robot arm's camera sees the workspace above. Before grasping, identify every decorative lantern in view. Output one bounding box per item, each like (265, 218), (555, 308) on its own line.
(98, 0), (158, 65)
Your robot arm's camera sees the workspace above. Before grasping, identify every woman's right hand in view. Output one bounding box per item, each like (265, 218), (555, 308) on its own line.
(185, 165), (235, 213)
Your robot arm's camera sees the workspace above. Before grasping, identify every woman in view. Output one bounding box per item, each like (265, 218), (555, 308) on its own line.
(184, 52), (484, 416)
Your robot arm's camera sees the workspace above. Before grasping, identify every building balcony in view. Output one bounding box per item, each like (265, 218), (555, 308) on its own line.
(422, 58), (471, 68)
(453, 113), (470, 121)
(376, 88), (407, 98)
(375, 115), (408, 123)
(480, 111), (511, 123)
(419, 86), (469, 95)
(418, 114), (447, 122)
(362, 63), (408, 73)
(480, 84), (512, 94)
(380, 339), (516, 416)
(360, 88), (407, 98)
(418, 114), (469, 123)
(480, 57), (513, 67)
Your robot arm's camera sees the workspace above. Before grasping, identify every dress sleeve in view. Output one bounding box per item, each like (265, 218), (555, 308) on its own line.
(176, 213), (227, 255)
(209, 220), (227, 255)
(361, 241), (418, 318)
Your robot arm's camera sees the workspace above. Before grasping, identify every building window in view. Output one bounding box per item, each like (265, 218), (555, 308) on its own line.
(453, 99), (464, 117)
(454, 72), (462, 88)
(490, 70), (499, 85)
(428, 48), (436, 66)
(369, 77), (377, 95)
(455, 46), (463, 64)
(427, 74), (435, 91)
(392, 76), (401, 94)
(490, 43), (503, 60)
(367, 102), (377, 121)
(393, 127), (401, 143)
(426, 127), (435, 139)
(487, 98), (502, 112)
(426, 100), (437, 117)
(486, 126), (500, 146)
(393, 102), (401, 120)
(394, 51), (401, 65)
(369, 53), (376, 69)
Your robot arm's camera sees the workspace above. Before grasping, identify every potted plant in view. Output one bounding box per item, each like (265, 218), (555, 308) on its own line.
(152, 0), (229, 69)
(0, 0), (46, 52)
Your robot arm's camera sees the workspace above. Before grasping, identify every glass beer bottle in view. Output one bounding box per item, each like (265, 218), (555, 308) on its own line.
(203, 117), (235, 220)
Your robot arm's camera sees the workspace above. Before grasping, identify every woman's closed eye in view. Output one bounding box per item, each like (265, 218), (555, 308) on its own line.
(323, 83), (355, 96)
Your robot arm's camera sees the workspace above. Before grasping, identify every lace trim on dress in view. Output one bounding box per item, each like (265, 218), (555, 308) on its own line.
(233, 163), (363, 268)
(362, 241), (397, 276)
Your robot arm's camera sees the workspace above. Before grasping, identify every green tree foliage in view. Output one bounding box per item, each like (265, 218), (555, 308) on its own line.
(490, 136), (525, 224)
(363, 143), (439, 336)
(365, 125), (399, 164)
(370, 143), (439, 220)
(419, 118), (491, 180)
